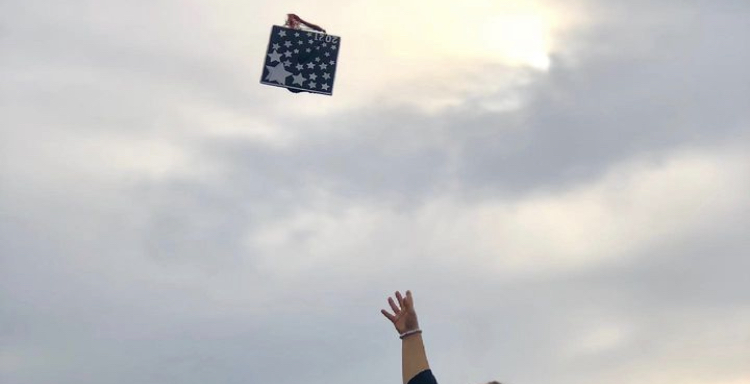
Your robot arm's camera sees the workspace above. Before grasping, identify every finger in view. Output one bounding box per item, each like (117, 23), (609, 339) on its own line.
(381, 309), (396, 322)
(395, 291), (405, 309)
(405, 290), (414, 309)
(388, 297), (401, 314)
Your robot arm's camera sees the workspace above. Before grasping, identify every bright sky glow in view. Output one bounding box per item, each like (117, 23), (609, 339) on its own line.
(354, 0), (561, 70)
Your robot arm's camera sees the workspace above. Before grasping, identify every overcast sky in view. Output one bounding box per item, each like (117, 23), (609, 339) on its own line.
(1, 1), (749, 384)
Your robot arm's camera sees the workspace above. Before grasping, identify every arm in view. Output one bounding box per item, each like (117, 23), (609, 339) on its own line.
(401, 332), (431, 384)
(381, 291), (436, 384)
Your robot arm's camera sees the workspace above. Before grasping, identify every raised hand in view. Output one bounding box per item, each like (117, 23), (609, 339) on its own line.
(381, 290), (420, 334)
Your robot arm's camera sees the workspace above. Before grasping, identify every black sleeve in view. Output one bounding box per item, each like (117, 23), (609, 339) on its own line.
(407, 369), (438, 384)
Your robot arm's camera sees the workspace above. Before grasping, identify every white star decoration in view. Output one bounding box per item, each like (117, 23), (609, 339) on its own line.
(306, 62), (316, 69)
(320, 63), (328, 70)
(267, 50), (282, 63)
(309, 73), (317, 81)
(272, 43), (280, 50)
(296, 64), (304, 71)
(309, 82), (316, 89)
(284, 41), (292, 48)
(322, 73), (331, 80)
(278, 30), (286, 37)
(292, 73), (306, 86)
(264, 63), (291, 85)
(321, 84), (330, 91)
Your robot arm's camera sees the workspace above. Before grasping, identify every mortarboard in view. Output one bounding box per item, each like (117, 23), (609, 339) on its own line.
(260, 14), (340, 96)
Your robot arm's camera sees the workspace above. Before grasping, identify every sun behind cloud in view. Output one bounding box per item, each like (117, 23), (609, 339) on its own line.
(372, 0), (564, 70)
(327, 0), (578, 112)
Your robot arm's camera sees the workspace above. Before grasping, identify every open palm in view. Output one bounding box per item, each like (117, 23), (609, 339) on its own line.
(381, 290), (420, 334)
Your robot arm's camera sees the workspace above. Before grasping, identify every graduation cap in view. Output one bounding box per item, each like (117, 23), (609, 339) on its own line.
(260, 14), (341, 96)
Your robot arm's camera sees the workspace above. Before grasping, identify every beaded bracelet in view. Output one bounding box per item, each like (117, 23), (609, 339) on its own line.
(399, 329), (423, 339)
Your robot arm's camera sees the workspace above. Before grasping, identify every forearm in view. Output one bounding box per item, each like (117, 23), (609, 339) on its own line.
(401, 333), (430, 384)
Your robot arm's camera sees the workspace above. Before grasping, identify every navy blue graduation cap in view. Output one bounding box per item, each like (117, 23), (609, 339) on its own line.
(260, 14), (341, 96)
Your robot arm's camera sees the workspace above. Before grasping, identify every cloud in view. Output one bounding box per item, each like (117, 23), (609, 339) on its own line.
(247, 142), (750, 281)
